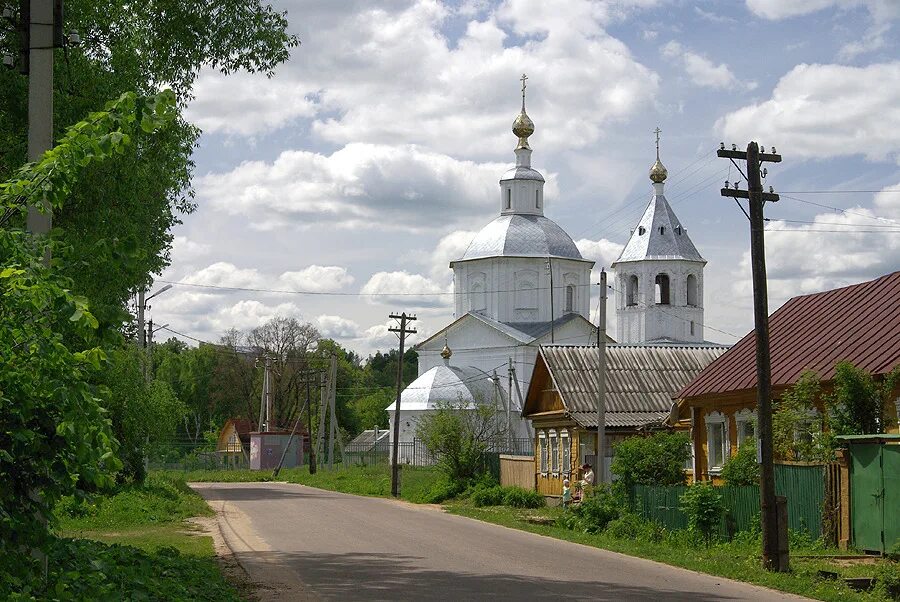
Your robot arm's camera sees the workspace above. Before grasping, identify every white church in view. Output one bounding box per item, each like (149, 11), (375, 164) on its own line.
(387, 79), (709, 459)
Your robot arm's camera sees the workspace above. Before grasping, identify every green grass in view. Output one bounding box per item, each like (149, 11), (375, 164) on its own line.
(445, 503), (899, 602)
(175, 463), (445, 503)
(14, 472), (245, 601)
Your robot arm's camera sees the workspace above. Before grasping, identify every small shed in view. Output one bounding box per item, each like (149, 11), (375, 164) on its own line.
(249, 431), (305, 470)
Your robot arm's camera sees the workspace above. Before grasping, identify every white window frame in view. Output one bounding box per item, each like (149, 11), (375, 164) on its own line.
(549, 429), (559, 475)
(561, 429), (571, 475)
(704, 411), (729, 474)
(793, 408), (822, 445)
(734, 408), (757, 449)
(539, 431), (548, 475)
(565, 285), (575, 312)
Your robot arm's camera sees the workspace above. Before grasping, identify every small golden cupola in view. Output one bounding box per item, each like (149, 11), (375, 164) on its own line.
(512, 73), (534, 150)
(649, 126), (668, 183)
(440, 332), (452, 362)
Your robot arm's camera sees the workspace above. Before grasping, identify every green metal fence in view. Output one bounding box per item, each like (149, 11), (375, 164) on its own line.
(633, 463), (825, 539)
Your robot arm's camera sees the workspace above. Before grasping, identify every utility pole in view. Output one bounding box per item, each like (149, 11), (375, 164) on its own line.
(24, 0), (55, 241)
(718, 141), (784, 571)
(327, 354), (337, 470)
(264, 355), (273, 431)
(306, 374), (317, 474)
(595, 269), (607, 484)
(388, 312), (416, 497)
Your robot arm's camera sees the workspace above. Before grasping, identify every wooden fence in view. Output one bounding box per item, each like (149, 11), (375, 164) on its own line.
(500, 454), (535, 490)
(633, 463), (829, 540)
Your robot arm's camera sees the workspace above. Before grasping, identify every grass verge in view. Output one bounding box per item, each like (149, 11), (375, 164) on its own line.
(9, 473), (245, 601)
(445, 503), (899, 602)
(174, 464), (444, 503)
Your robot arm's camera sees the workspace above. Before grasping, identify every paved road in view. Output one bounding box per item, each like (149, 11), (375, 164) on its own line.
(192, 482), (808, 601)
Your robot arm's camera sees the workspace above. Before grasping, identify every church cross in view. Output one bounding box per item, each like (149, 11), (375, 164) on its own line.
(520, 73), (528, 110)
(654, 126), (662, 159)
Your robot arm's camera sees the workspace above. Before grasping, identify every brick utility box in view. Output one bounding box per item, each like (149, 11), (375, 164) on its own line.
(250, 432), (304, 470)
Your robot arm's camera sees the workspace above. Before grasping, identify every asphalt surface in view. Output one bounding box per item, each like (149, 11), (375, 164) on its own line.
(191, 482), (809, 601)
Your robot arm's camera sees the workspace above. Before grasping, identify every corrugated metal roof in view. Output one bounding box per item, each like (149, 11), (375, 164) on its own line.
(540, 344), (728, 428)
(679, 271), (900, 399)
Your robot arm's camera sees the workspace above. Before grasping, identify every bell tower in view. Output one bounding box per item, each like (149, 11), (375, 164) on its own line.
(611, 129), (706, 343)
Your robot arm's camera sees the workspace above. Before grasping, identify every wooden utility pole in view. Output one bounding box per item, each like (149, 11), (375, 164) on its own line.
(388, 312), (416, 497)
(327, 354), (338, 470)
(595, 269), (608, 484)
(718, 141), (785, 571)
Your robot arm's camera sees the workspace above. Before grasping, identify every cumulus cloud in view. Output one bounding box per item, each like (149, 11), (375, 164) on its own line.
(661, 41), (752, 90)
(745, 0), (899, 21)
(429, 229), (478, 280)
(184, 262), (263, 288)
(198, 144), (510, 232)
(838, 22), (892, 61)
(576, 238), (625, 269)
(187, 0), (659, 155)
(278, 266), (354, 292)
(732, 182), (900, 307)
(716, 62), (900, 162)
(360, 270), (452, 308)
(315, 314), (362, 339)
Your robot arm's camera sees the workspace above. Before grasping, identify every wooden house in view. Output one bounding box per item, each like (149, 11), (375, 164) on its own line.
(671, 271), (900, 482)
(523, 343), (728, 497)
(216, 418), (253, 466)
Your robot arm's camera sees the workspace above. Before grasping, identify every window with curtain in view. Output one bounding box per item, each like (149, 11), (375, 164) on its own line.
(705, 412), (728, 471)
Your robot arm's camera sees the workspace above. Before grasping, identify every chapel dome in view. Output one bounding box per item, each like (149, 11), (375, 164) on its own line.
(460, 214), (585, 261)
(385, 364), (496, 411)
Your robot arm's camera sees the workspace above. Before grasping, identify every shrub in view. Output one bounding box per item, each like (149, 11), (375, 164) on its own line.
(610, 432), (691, 498)
(558, 485), (621, 533)
(720, 444), (760, 486)
(680, 483), (724, 546)
(471, 485), (506, 507)
(502, 487), (544, 509)
(416, 477), (464, 504)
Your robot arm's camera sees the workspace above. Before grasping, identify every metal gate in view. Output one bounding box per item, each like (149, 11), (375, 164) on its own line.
(849, 442), (900, 553)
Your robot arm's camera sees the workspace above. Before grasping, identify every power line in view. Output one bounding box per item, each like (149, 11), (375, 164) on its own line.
(780, 194), (900, 226)
(765, 218), (900, 228)
(779, 190), (900, 194)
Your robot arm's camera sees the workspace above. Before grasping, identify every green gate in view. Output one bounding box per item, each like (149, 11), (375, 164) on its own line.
(847, 440), (900, 554)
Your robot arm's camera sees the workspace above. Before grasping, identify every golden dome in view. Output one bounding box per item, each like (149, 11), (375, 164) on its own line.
(512, 110), (534, 150)
(649, 158), (667, 183)
(440, 340), (452, 360)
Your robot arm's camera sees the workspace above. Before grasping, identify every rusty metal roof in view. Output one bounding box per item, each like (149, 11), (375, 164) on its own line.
(538, 344), (728, 428)
(678, 271), (900, 400)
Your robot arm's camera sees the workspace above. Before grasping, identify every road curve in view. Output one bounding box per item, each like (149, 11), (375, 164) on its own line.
(191, 482), (809, 601)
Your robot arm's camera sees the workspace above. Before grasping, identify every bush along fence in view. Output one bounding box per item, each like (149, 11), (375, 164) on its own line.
(632, 463), (826, 540)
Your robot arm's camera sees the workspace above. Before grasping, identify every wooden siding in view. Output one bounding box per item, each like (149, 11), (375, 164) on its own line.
(500, 454), (536, 490)
(534, 419), (579, 497)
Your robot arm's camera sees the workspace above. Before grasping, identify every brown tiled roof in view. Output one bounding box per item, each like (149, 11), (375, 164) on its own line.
(679, 271), (900, 399)
(535, 343), (728, 428)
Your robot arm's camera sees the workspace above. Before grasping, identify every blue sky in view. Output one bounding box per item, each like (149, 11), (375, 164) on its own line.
(152, 0), (900, 355)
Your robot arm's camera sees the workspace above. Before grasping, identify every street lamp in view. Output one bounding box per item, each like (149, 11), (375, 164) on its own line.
(137, 284), (173, 348)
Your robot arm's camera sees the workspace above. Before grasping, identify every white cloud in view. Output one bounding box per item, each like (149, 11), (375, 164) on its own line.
(315, 314), (362, 339)
(575, 238), (625, 269)
(838, 23), (892, 61)
(188, 0), (659, 154)
(198, 144), (510, 232)
(732, 182), (900, 307)
(429, 230), (478, 280)
(661, 41), (752, 90)
(716, 62), (900, 162)
(360, 270), (451, 308)
(183, 262), (263, 288)
(745, 0), (899, 21)
(206, 300), (305, 333)
(170, 236), (210, 262)
(278, 266), (354, 292)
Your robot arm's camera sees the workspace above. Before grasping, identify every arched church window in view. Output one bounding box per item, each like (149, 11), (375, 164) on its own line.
(626, 275), (638, 306)
(536, 189), (541, 209)
(565, 285), (575, 312)
(655, 274), (670, 305)
(686, 274), (698, 306)
(505, 188), (511, 210)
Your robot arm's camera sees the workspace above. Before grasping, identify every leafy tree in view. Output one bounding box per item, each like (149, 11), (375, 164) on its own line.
(0, 0), (298, 324)
(720, 444), (760, 487)
(417, 399), (507, 484)
(828, 361), (899, 436)
(610, 432), (691, 494)
(772, 371), (828, 461)
(0, 91), (175, 560)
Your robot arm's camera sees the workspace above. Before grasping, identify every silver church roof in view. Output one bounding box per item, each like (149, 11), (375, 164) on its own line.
(458, 214), (587, 262)
(612, 192), (705, 265)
